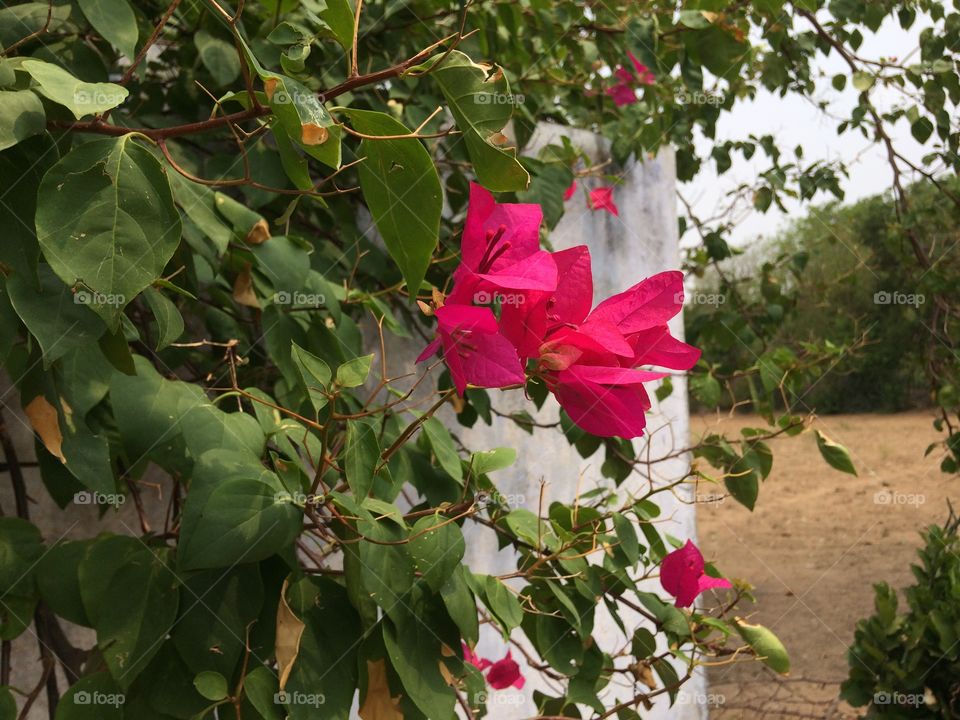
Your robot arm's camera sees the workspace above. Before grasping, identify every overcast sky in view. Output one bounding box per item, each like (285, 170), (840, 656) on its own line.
(684, 12), (934, 248)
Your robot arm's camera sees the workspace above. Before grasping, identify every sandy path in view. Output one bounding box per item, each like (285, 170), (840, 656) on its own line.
(693, 411), (950, 719)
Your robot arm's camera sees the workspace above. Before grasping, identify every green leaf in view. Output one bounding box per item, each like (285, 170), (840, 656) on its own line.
(264, 74), (341, 169)
(171, 565), (263, 677)
(290, 342), (332, 414)
(342, 109), (442, 294)
(0, 518), (42, 641)
(911, 116), (934, 144)
(421, 417), (463, 483)
(469, 447), (516, 475)
(193, 671), (229, 701)
(734, 619), (790, 673)
(383, 589), (456, 719)
(37, 540), (92, 627)
(423, 50), (529, 191)
(631, 627), (656, 658)
(56, 672), (124, 720)
(284, 576), (361, 720)
(177, 450), (304, 571)
(851, 71), (874, 92)
(36, 135), (182, 329)
(440, 566), (479, 646)
(318, 0), (354, 51)
(7, 266), (106, 367)
(196, 30), (241, 87)
(0, 90), (44, 151)
(171, 175), (233, 254)
(815, 430), (857, 475)
(409, 514), (465, 592)
(0, 686), (14, 720)
(0, 132), (57, 283)
(142, 286), (184, 350)
(77, 0), (139, 59)
(336, 353), (374, 387)
(691, 373), (722, 406)
(481, 574), (523, 632)
(243, 666), (284, 720)
(612, 512), (640, 565)
(79, 538), (180, 687)
(21, 60), (128, 118)
(344, 418), (379, 498)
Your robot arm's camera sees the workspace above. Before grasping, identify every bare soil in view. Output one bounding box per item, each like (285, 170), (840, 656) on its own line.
(693, 411), (951, 719)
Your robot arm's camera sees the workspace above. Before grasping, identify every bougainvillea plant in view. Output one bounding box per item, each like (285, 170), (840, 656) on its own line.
(4, 0), (955, 717)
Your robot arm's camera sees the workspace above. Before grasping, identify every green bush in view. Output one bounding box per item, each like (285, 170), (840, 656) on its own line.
(842, 516), (960, 717)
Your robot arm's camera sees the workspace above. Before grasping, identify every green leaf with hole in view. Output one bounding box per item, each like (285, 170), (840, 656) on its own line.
(420, 50), (528, 191)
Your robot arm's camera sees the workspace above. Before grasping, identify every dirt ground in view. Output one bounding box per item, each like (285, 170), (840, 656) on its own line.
(693, 411), (951, 720)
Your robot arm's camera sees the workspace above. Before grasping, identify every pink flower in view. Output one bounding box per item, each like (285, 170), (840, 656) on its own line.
(460, 645), (525, 690)
(588, 187), (619, 216)
(605, 82), (637, 107)
(627, 51), (656, 85)
(660, 540), (732, 608)
(419, 182), (701, 438)
(462, 642), (491, 670)
(563, 180), (577, 201)
(505, 253), (699, 438)
(485, 652), (525, 690)
(416, 304), (525, 395)
(606, 52), (655, 106)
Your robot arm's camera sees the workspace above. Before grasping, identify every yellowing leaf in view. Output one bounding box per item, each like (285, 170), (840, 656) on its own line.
(301, 123), (329, 146)
(232, 265), (259, 308)
(275, 578), (305, 691)
(25, 396), (64, 462)
(246, 219), (271, 245)
(359, 659), (403, 720)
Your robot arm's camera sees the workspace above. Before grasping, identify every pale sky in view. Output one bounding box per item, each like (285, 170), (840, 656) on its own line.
(684, 12), (935, 247)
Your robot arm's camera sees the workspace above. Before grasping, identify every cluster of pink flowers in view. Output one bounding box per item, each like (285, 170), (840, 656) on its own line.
(418, 183), (699, 439)
(462, 644), (525, 690)
(606, 51), (656, 107)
